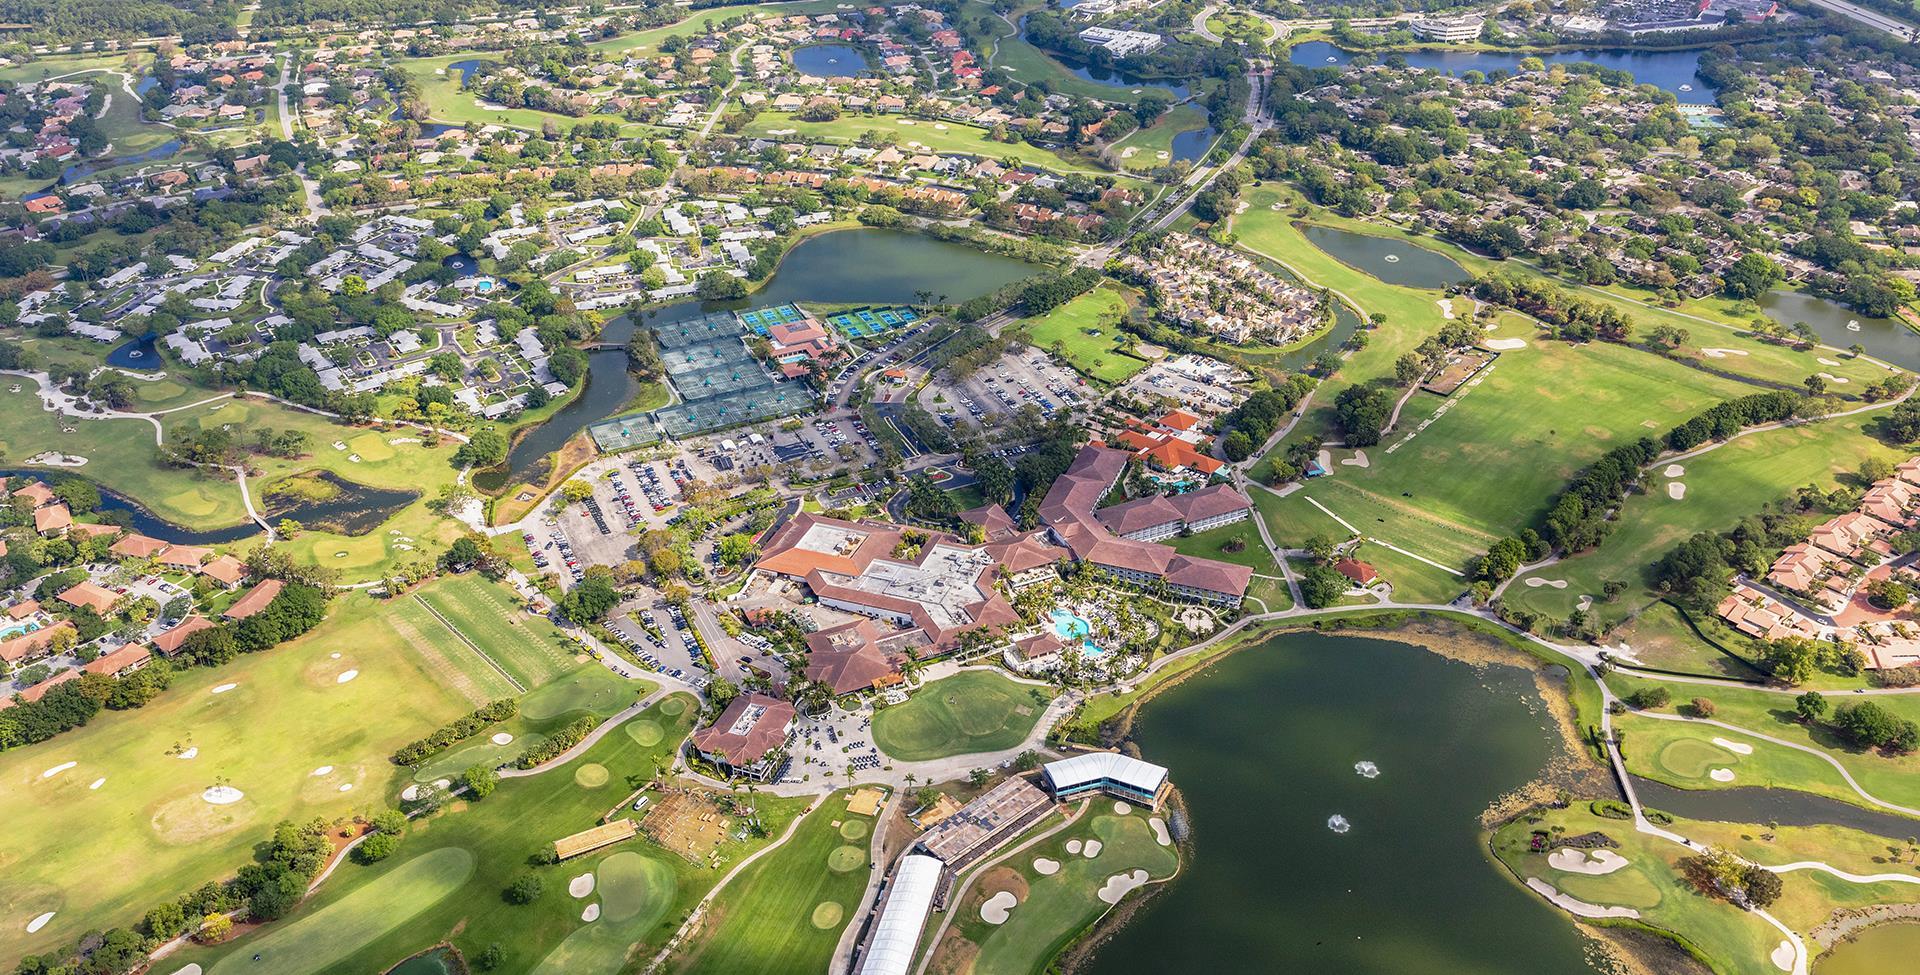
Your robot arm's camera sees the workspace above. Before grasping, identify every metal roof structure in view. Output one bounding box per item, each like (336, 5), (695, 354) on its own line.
(858, 854), (944, 975)
(1042, 752), (1169, 795)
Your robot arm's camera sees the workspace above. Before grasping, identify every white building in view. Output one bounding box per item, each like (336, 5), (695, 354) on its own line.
(1410, 16), (1484, 42)
(1076, 26), (1163, 57)
(856, 854), (943, 975)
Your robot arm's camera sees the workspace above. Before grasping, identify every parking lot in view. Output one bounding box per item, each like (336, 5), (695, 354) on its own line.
(605, 600), (711, 686)
(1114, 354), (1251, 417)
(932, 347), (1089, 428)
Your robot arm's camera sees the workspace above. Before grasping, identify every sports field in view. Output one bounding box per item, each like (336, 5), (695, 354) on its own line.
(873, 671), (1054, 761)
(1018, 285), (1149, 384)
(0, 590), (480, 961)
(670, 789), (878, 974)
(1503, 413), (1900, 626)
(934, 802), (1179, 974)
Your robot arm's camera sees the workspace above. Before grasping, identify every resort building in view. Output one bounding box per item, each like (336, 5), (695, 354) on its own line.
(1093, 484), (1251, 543)
(1076, 26), (1163, 56)
(689, 692), (795, 781)
(1410, 16), (1485, 42)
(854, 853), (944, 975)
(1042, 752), (1171, 810)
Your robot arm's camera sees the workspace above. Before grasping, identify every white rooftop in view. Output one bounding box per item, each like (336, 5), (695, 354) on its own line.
(1043, 752), (1168, 794)
(858, 854), (943, 975)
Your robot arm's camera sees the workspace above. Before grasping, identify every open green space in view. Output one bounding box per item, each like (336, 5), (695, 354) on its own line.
(1243, 572), (1293, 613)
(1503, 413), (1899, 627)
(872, 670), (1053, 761)
(967, 0), (1177, 104)
(1017, 285), (1149, 384)
(670, 789), (876, 974)
(1166, 519), (1272, 571)
(1609, 601), (1767, 680)
(413, 574), (583, 689)
(1207, 10), (1275, 42)
(1347, 540), (1468, 604)
(940, 801), (1179, 974)
(0, 590), (480, 962)
(1110, 104), (1211, 172)
(740, 111), (1099, 174)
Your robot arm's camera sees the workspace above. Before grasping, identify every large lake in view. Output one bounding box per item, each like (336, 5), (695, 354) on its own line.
(1290, 41), (1715, 105)
(1758, 289), (1920, 372)
(1300, 224), (1472, 290)
(1087, 631), (1595, 974)
(499, 229), (1042, 479)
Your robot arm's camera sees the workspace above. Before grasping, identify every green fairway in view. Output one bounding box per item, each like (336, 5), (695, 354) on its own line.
(968, 0), (1179, 104)
(671, 790), (877, 974)
(1111, 104), (1212, 173)
(740, 111), (1100, 174)
(1346, 540), (1467, 605)
(1017, 285), (1149, 384)
(206, 847), (477, 975)
(1503, 413), (1899, 627)
(0, 591), (479, 961)
(414, 575), (583, 688)
(945, 803), (1179, 974)
(1166, 520), (1273, 571)
(529, 851), (679, 975)
(872, 671), (1053, 761)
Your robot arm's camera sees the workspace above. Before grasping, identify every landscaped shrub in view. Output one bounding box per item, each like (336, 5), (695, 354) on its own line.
(389, 698), (519, 766)
(514, 716), (596, 769)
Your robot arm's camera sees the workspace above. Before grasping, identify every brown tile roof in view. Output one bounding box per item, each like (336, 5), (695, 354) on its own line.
(1094, 494), (1183, 537)
(0, 620), (73, 663)
(958, 503), (1018, 541)
(199, 554), (247, 586)
(152, 615), (215, 655)
(34, 504), (71, 534)
(83, 643), (151, 677)
(57, 580), (119, 614)
(156, 544), (213, 569)
(224, 578), (283, 620)
(754, 512), (903, 578)
(12, 482), (54, 507)
(1335, 558), (1378, 585)
(7, 599), (37, 620)
(803, 619), (904, 694)
(691, 692), (796, 767)
(4, 667), (78, 707)
(1165, 554), (1255, 595)
(67, 522), (122, 538)
(109, 534), (171, 560)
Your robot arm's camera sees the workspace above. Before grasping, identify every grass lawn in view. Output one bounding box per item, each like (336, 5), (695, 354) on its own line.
(739, 111), (1099, 174)
(934, 801), (1178, 974)
(0, 590), (482, 962)
(1490, 806), (1795, 975)
(1676, 819), (1920, 936)
(1503, 413), (1899, 628)
(1207, 10), (1275, 42)
(1017, 285), (1148, 384)
(390, 53), (656, 136)
(872, 670), (1054, 761)
(669, 788), (879, 974)
(413, 574), (583, 689)
(1348, 540), (1468, 605)
(1608, 672), (1920, 812)
(1244, 572), (1293, 613)
(1166, 519), (1273, 571)
(1110, 104), (1210, 173)
(1609, 601), (1769, 681)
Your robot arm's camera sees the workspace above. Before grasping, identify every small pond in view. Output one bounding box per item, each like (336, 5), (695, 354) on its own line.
(261, 469), (421, 537)
(1299, 224), (1472, 290)
(384, 946), (458, 975)
(62, 139), (183, 183)
(1169, 126), (1216, 163)
(106, 336), (162, 372)
(1630, 776), (1920, 840)
(1289, 41), (1715, 105)
(449, 59), (487, 86)
(1757, 289), (1920, 372)
(792, 44), (871, 78)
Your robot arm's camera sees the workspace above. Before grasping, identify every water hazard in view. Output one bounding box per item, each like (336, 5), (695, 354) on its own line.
(1289, 41), (1716, 105)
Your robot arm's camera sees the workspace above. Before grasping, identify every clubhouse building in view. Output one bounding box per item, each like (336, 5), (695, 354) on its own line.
(688, 692), (795, 781)
(752, 446), (1254, 695)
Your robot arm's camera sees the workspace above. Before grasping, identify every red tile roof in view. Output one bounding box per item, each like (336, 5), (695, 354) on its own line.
(58, 580), (119, 614)
(691, 693), (796, 767)
(83, 643), (151, 677)
(224, 579), (283, 620)
(152, 616), (215, 655)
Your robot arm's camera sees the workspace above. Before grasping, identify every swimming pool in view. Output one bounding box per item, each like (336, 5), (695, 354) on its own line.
(0, 621), (39, 641)
(1049, 609), (1102, 657)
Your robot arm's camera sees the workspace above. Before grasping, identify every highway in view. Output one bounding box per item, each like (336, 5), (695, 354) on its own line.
(1799, 0), (1920, 39)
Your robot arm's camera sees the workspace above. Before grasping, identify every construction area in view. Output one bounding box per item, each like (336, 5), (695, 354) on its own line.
(640, 789), (732, 863)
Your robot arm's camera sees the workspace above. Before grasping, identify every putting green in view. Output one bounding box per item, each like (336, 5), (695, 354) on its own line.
(205, 846), (475, 975)
(872, 671), (1052, 761)
(827, 845), (867, 872)
(625, 720), (663, 747)
(596, 850), (675, 923)
(810, 901), (845, 929)
(839, 818), (870, 840)
(1656, 737), (1737, 779)
(346, 432), (396, 462)
(574, 763), (610, 788)
(658, 696), (686, 716)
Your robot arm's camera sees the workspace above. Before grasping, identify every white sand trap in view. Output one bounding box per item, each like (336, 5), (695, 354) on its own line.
(1066, 839), (1083, 855)
(170, 966), (203, 975)
(1819, 357), (1841, 366)
(1576, 595), (1594, 612)
(1524, 578), (1569, 589)
(1819, 372), (1850, 384)
(1525, 878), (1639, 918)
(933, 123), (948, 130)
(491, 732), (514, 745)
(433, 778), (451, 790)
(1113, 801), (1132, 816)
(312, 766), (334, 776)
(25, 912), (54, 933)
(1771, 940), (1795, 971)
(1667, 483), (1687, 500)
(1711, 737), (1754, 755)
(1033, 857), (1061, 875)
(1710, 768), (1735, 782)
(980, 890), (1018, 924)
(89, 777), (105, 790)
(330, 652), (341, 659)
(581, 903), (600, 923)
(401, 784), (420, 801)
(1700, 347), (1750, 358)
(202, 786), (244, 805)
(1149, 817), (1172, 846)
(1315, 449), (1332, 471)
(336, 669), (359, 684)
(569, 873), (595, 898)
(389, 437), (420, 445)
(897, 118), (915, 125)
(211, 683), (237, 694)
(178, 747), (198, 760)
(1436, 298), (1455, 319)
(1548, 848), (1630, 875)
(1339, 450), (1370, 468)
(338, 783), (353, 792)
(41, 761), (76, 779)
(1664, 464), (1685, 478)
(1083, 839), (1104, 858)
(1120, 146), (1138, 158)
(1482, 338), (1528, 351)
(1097, 870), (1151, 905)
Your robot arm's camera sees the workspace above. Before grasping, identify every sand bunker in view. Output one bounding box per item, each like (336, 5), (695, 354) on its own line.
(1771, 940), (1795, 971)
(491, 732), (514, 745)
(1700, 347), (1750, 358)
(1668, 483), (1687, 500)
(1819, 372), (1850, 384)
(1576, 595), (1594, 612)
(980, 890), (1018, 925)
(581, 903), (600, 923)
(1066, 839), (1083, 855)
(1524, 578), (1569, 589)
(336, 669), (359, 684)
(1083, 839), (1104, 859)
(169, 966), (201, 975)
(1525, 878), (1639, 918)
(41, 761), (75, 779)
(570, 873), (595, 898)
(1149, 817), (1173, 846)
(1436, 298), (1455, 319)
(1033, 857), (1061, 875)
(1548, 849), (1630, 875)
(1710, 768), (1735, 782)
(433, 778), (451, 790)
(1664, 464), (1685, 478)
(89, 777), (105, 790)
(202, 786), (244, 805)
(1339, 450), (1370, 468)
(1483, 338), (1528, 351)
(25, 912), (54, 933)
(311, 766), (333, 776)
(337, 783), (353, 792)
(178, 747), (198, 760)
(401, 784), (420, 801)
(1819, 357), (1840, 366)
(1113, 801), (1132, 816)
(1097, 870), (1151, 905)
(211, 683), (237, 694)
(330, 652), (341, 659)
(1711, 737), (1755, 755)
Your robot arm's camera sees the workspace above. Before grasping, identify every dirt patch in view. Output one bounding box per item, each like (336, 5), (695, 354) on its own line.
(977, 866), (1029, 901)
(924, 928), (980, 975)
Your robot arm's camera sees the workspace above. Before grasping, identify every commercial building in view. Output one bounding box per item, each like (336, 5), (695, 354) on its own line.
(1093, 484), (1251, 543)
(913, 775), (1055, 868)
(1409, 16), (1484, 42)
(689, 692), (795, 780)
(1042, 752), (1171, 810)
(1076, 26), (1163, 56)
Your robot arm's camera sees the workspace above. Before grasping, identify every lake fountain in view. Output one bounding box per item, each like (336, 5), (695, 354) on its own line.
(1353, 761), (1380, 779)
(1326, 814), (1352, 834)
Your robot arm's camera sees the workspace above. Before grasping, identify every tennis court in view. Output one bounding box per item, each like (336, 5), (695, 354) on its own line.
(646, 311), (813, 438)
(739, 303), (809, 335)
(825, 305), (919, 338)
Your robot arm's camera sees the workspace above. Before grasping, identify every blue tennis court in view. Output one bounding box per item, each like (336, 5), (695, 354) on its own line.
(738, 303), (808, 335)
(825, 306), (919, 338)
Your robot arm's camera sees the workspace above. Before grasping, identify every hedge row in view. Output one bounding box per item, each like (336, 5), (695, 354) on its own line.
(389, 698), (519, 766)
(514, 715), (596, 769)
